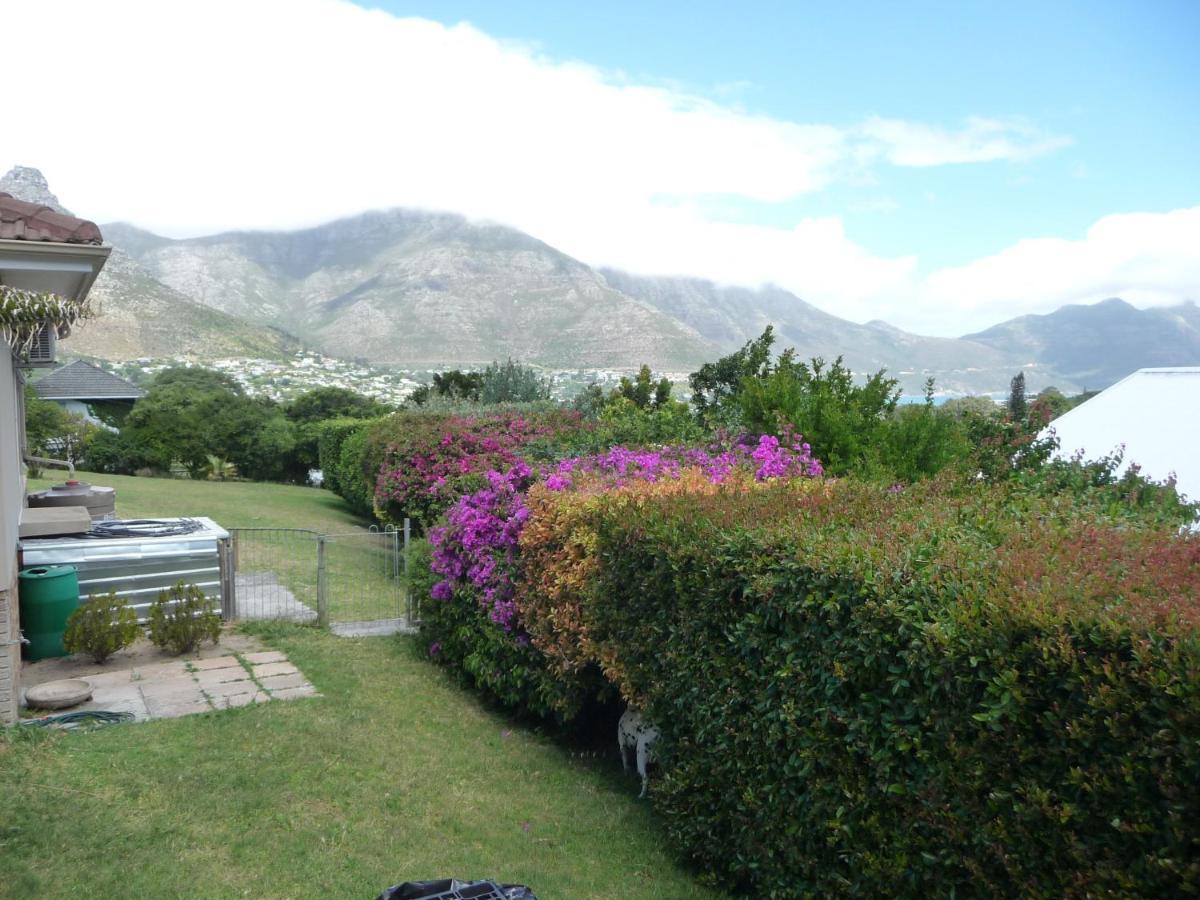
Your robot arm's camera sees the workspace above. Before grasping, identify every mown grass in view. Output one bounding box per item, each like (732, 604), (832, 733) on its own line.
(28, 469), (370, 533)
(0, 624), (720, 899)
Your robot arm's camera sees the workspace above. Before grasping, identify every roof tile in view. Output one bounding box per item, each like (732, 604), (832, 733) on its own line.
(0, 192), (103, 244)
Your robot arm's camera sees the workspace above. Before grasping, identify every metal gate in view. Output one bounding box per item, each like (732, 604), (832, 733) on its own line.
(228, 521), (414, 634)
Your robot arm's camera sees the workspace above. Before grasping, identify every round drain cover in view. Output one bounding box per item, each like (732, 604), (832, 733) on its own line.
(25, 678), (93, 710)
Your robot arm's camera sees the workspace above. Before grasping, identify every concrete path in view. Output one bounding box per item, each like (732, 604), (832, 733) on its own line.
(21, 635), (319, 722)
(233, 571), (317, 622)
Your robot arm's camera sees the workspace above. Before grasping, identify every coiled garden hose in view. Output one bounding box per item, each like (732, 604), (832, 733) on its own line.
(20, 710), (134, 730)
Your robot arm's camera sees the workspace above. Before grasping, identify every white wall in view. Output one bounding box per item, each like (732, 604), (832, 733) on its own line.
(0, 354), (22, 723)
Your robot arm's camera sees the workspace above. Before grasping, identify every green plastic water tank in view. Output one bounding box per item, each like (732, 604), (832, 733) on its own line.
(18, 565), (81, 661)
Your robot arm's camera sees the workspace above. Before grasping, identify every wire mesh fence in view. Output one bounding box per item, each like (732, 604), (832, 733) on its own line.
(228, 522), (413, 633)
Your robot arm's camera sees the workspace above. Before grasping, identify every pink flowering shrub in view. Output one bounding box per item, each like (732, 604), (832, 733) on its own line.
(420, 432), (825, 714)
(371, 408), (583, 527)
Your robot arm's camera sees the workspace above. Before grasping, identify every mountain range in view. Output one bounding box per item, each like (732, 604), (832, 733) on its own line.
(4, 166), (1197, 394)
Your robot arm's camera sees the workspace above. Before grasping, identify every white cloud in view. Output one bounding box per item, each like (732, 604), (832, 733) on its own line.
(3, 0), (1190, 339)
(860, 116), (1071, 166)
(917, 207), (1200, 334)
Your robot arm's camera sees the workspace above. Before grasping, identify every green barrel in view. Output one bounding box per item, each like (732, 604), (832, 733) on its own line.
(18, 565), (81, 661)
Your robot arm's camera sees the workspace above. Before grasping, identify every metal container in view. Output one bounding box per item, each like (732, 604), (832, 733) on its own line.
(18, 564), (80, 660)
(26, 480), (117, 521)
(19, 518), (232, 624)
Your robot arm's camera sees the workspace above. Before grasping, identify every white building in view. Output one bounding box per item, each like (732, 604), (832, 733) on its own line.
(1045, 367), (1200, 508)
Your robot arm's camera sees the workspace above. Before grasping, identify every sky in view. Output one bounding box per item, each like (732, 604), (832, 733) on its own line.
(3, 0), (1198, 335)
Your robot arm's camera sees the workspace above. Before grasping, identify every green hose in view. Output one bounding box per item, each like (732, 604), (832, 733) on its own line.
(20, 710), (134, 730)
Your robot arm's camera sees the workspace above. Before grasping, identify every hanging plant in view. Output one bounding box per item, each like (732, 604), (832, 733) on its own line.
(0, 285), (90, 354)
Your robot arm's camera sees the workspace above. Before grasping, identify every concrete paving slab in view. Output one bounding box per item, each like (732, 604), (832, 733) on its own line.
(84, 669), (135, 689)
(258, 672), (308, 692)
(201, 680), (259, 700)
(211, 691), (270, 710)
(194, 666), (252, 686)
(138, 675), (203, 698)
(251, 662), (299, 679)
(89, 685), (144, 706)
(191, 656), (241, 671)
(144, 696), (213, 719)
(243, 650), (287, 664)
(76, 694), (150, 721)
(133, 661), (190, 680)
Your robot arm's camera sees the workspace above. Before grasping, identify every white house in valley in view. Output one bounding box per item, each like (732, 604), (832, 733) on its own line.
(0, 192), (110, 723)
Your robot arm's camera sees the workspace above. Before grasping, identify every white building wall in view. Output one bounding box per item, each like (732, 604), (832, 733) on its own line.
(0, 355), (23, 723)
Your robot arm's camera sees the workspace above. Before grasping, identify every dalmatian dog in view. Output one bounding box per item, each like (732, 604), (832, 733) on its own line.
(618, 706), (660, 798)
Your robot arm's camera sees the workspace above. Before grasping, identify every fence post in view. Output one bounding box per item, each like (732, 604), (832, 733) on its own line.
(317, 534), (328, 627)
(403, 518), (412, 626)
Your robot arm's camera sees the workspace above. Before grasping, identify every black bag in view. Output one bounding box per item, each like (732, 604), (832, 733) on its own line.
(376, 879), (536, 900)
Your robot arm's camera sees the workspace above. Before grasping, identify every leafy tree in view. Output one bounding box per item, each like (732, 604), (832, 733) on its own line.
(738, 355), (900, 475)
(688, 326), (776, 424)
(479, 359), (552, 404)
(93, 367), (298, 481)
(1007, 372), (1027, 421)
(286, 387), (388, 473)
(614, 364), (675, 410)
(23, 383), (95, 466)
(409, 369), (483, 405)
(877, 379), (971, 482)
(286, 386), (388, 424)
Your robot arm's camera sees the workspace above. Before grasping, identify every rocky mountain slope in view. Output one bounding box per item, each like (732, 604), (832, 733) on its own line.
(0, 167), (295, 360)
(103, 212), (717, 369)
(599, 269), (1060, 394)
(7, 166), (1196, 392)
(964, 298), (1200, 390)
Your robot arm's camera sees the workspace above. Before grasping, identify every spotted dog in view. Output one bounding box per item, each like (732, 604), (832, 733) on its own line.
(618, 706), (660, 798)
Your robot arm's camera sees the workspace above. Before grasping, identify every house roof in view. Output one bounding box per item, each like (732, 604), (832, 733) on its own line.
(33, 360), (145, 401)
(0, 192), (103, 244)
(1044, 367), (1200, 508)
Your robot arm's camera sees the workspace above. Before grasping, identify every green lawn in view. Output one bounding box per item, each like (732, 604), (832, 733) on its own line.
(9, 474), (718, 897)
(1, 625), (720, 899)
(28, 470), (371, 533)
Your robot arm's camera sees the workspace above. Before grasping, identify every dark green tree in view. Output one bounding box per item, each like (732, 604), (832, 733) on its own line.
(1008, 372), (1027, 421)
(479, 359), (552, 404)
(688, 326), (776, 423)
(737, 354), (899, 475)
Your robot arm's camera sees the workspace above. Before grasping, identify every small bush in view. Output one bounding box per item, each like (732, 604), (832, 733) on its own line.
(147, 581), (221, 654)
(63, 591), (140, 663)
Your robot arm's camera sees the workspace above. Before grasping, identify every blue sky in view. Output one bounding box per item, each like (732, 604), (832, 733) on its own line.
(377, 0), (1199, 269)
(5, 0), (1198, 334)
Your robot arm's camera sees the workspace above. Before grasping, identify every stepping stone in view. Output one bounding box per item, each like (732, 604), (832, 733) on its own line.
(258, 672), (307, 692)
(211, 691), (270, 710)
(194, 666), (252, 686)
(25, 679), (93, 710)
(191, 656), (240, 670)
(251, 661), (298, 679)
(243, 650), (287, 664)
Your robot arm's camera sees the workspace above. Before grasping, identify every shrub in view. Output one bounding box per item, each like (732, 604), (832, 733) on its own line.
(422, 437), (824, 718)
(563, 480), (1200, 896)
(427, 465), (1200, 896)
(147, 581), (221, 655)
(317, 416), (386, 513)
(63, 591), (140, 663)
(369, 408), (583, 528)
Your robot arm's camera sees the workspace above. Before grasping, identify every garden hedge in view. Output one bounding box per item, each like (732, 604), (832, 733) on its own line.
(423, 473), (1200, 896)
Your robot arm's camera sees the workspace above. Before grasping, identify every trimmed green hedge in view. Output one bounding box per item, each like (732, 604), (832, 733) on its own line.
(317, 417), (385, 516)
(577, 481), (1200, 896)
(424, 475), (1200, 896)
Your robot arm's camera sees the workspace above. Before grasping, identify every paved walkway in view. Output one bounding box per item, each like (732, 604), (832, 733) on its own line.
(22, 634), (319, 722)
